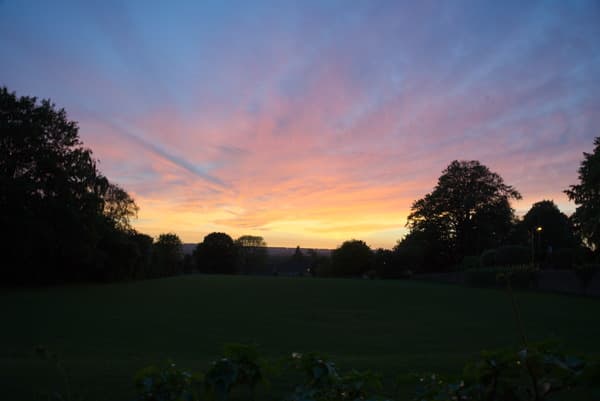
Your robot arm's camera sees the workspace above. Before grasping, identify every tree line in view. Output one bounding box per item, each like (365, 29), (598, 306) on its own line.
(1, 87), (598, 285)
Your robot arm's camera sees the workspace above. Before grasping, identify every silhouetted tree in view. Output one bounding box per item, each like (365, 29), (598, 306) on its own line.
(131, 233), (154, 278)
(0, 87), (140, 284)
(394, 230), (447, 273)
(102, 183), (139, 232)
(153, 233), (183, 277)
(565, 137), (600, 254)
(235, 235), (268, 274)
(373, 248), (395, 278)
(520, 200), (578, 266)
(331, 240), (373, 277)
(406, 160), (521, 269)
(195, 232), (238, 274)
(522, 200), (576, 248)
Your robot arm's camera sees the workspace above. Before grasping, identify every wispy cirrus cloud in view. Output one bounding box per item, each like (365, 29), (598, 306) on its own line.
(1, 0), (599, 247)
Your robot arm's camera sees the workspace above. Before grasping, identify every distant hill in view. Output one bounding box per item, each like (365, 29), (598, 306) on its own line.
(181, 244), (331, 257)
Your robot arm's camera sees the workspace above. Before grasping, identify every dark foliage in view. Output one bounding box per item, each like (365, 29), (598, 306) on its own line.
(0, 87), (142, 285)
(306, 249), (332, 277)
(152, 233), (183, 277)
(235, 235), (267, 274)
(195, 232), (238, 274)
(565, 137), (600, 254)
(394, 230), (449, 273)
(331, 240), (373, 277)
(521, 200), (578, 266)
(407, 161), (521, 267)
(406, 160), (521, 271)
(495, 245), (530, 267)
(465, 265), (539, 289)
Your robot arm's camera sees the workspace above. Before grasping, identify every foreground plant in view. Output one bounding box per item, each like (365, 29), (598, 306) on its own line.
(285, 352), (388, 401)
(35, 345), (84, 401)
(414, 342), (600, 401)
(135, 361), (201, 401)
(204, 343), (266, 400)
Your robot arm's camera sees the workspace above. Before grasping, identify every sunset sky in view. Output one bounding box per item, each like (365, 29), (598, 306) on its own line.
(1, 1), (599, 249)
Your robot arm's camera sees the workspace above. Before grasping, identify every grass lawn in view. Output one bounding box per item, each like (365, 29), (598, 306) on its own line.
(2, 275), (600, 400)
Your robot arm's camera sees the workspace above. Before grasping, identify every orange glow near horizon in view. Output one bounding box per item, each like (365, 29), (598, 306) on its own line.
(3, 2), (596, 249)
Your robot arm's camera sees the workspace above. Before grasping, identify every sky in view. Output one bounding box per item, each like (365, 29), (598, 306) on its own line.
(1, 1), (599, 249)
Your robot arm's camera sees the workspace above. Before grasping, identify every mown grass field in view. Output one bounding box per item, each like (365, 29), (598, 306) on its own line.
(2, 275), (600, 400)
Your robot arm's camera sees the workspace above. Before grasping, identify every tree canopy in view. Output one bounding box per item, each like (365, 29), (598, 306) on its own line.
(522, 200), (577, 251)
(406, 160), (521, 267)
(153, 233), (183, 277)
(195, 232), (238, 274)
(235, 235), (268, 274)
(0, 87), (139, 284)
(331, 239), (373, 277)
(565, 137), (600, 253)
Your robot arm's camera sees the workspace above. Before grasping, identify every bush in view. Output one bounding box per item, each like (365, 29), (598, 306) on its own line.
(480, 249), (497, 267)
(575, 246), (596, 264)
(415, 342), (598, 401)
(495, 245), (530, 267)
(287, 352), (383, 401)
(548, 247), (574, 270)
(465, 265), (538, 289)
(135, 362), (200, 401)
(459, 255), (480, 271)
(575, 264), (600, 292)
(133, 343), (600, 401)
(204, 343), (265, 400)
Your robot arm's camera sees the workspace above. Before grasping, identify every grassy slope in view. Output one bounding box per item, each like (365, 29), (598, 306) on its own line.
(2, 275), (599, 400)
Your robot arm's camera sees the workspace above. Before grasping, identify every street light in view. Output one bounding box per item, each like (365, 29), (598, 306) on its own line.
(531, 226), (543, 267)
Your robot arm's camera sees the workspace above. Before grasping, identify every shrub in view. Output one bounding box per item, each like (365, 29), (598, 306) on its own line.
(548, 247), (574, 269)
(132, 343), (600, 401)
(286, 352), (384, 401)
(459, 255), (480, 271)
(415, 342), (598, 401)
(495, 245), (530, 267)
(465, 265), (538, 289)
(204, 343), (265, 400)
(575, 264), (600, 292)
(135, 362), (199, 401)
(480, 249), (497, 267)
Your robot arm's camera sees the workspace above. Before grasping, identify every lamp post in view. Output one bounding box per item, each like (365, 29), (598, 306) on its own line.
(530, 226), (543, 267)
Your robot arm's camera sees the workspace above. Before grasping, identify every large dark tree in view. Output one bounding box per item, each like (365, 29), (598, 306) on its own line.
(152, 233), (183, 277)
(522, 200), (577, 252)
(0, 87), (139, 284)
(565, 137), (600, 254)
(195, 232), (238, 274)
(331, 239), (373, 277)
(406, 160), (521, 268)
(235, 235), (267, 274)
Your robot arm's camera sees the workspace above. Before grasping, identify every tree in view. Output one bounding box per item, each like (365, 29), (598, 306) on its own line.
(521, 200), (578, 264)
(406, 160), (521, 268)
(565, 137), (600, 254)
(373, 248), (395, 278)
(195, 232), (238, 274)
(235, 235), (268, 274)
(331, 240), (373, 277)
(153, 233), (183, 277)
(0, 87), (140, 284)
(131, 232), (154, 278)
(393, 230), (446, 273)
(102, 183), (139, 232)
